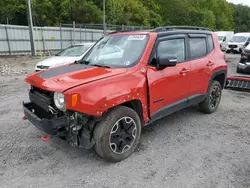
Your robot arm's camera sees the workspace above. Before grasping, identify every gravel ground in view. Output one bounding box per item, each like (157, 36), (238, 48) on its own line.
(0, 53), (250, 188)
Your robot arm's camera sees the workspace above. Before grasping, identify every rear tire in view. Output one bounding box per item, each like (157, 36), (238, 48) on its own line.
(199, 80), (222, 114)
(94, 106), (141, 162)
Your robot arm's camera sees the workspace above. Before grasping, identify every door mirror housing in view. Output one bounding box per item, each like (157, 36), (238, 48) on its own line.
(157, 56), (177, 70)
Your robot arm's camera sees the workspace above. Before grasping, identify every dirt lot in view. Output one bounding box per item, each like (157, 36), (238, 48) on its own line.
(0, 54), (250, 188)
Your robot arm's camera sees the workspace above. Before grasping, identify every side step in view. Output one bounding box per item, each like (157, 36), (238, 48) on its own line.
(225, 76), (250, 92)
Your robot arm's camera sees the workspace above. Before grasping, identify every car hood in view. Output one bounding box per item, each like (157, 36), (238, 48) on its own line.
(26, 64), (127, 92)
(36, 56), (81, 67)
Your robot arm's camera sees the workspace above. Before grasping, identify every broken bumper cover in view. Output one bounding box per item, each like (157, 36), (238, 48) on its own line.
(225, 76), (250, 92)
(23, 102), (66, 135)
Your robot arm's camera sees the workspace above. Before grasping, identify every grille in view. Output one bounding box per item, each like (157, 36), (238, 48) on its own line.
(226, 79), (250, 91)
(29, 86), (54, 112)
(229, 45), (238, 48)
(32, 86), (53, 98)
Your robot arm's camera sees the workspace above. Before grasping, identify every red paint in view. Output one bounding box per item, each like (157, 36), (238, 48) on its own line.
(227, 76), (250, 81)
(25, 31), (227, 123)
(40, 136), (51, 141)
(189, 33), (227, 96)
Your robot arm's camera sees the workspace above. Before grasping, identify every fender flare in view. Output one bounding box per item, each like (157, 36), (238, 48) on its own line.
(209, 68), (227, 88)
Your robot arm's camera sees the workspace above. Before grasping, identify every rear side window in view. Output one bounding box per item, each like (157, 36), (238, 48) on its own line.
(207, 35), (214, 53)
(189, 38), (207, 59)
(157, 38), (185, 63)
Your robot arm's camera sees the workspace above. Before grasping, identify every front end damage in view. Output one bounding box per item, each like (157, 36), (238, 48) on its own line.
(23, 86), (98, 149)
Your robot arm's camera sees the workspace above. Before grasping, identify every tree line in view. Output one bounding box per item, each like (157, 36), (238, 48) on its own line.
(1, 0), (250, 32)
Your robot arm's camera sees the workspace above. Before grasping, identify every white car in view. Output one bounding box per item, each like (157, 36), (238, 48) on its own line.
(226, 32), (250, 53)
(215, 31), (234, 51)
(35, 43), (94, 71)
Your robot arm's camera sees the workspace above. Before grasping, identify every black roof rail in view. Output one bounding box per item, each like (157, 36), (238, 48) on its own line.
(107, 29), (140, 35)
(154, 26), (211, 32)
(107, 28), (152, 35)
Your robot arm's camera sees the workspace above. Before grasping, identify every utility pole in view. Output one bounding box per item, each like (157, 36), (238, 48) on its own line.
(103, 0), (107, 34)
(26, 0), (36, 56)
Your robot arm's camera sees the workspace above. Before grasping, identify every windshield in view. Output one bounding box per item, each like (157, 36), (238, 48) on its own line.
(81, 34), (149, 68)
(230, 36), (247, 43)
(56, 45), (91, 57)
(218, 36), (224, 41)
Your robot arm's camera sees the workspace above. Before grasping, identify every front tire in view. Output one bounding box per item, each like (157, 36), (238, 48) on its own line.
(94, 106), (141, 162)
(199, 80), (222, 114)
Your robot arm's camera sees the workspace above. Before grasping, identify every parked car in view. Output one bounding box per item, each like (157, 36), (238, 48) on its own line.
(215, 31), (234, 51)
(35, 42), (94, 71)
(237, 44), (250, 73)
(226, 32), (250, 53)
(23, 26), (227, 162)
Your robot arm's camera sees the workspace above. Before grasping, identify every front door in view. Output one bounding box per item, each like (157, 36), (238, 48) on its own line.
(147, 35), (191, 119)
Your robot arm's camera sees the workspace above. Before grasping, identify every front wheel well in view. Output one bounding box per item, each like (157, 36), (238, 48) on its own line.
(120, 100), (144, 124)
(213, 73), (226, 88)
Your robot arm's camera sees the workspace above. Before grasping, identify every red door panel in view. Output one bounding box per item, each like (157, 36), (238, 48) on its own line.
(147, 62), (190, 116)
(189, 57), (211, 96)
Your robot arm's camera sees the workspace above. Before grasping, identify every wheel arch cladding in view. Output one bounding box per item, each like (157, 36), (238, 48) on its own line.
(211, 69), (227, 88)
(119, 100), (144, 124)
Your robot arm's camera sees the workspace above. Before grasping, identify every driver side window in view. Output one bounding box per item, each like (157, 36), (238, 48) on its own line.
(157, 39), (185, 63)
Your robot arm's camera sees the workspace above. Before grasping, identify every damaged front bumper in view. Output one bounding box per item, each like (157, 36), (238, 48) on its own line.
(23, 102), (66, 135)
(23, 102), (97, 149)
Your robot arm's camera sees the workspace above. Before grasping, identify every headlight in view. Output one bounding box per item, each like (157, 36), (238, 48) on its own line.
(53, 92), (66, 111)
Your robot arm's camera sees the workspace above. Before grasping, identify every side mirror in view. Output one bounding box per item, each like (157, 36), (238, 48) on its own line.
(223, 37), (226, 42)
(157, 56), (177, 70)
(245, 41), (249, 47)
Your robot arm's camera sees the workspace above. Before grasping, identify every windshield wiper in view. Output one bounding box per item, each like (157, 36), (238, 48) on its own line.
(91, 63), (110, 68)
(76, 60), (91, 64)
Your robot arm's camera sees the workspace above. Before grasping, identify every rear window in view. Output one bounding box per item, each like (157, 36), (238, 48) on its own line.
(189, 38), (207, 59)
(207, 35), (214, 53)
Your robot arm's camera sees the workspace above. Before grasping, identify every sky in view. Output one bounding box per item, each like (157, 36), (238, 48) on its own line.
(226, 0), (250, 7)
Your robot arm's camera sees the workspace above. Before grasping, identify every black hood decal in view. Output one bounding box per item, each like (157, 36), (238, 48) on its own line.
(38, 64), (92, 79)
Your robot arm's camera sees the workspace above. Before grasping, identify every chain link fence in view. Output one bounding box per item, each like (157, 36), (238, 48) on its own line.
(0, 23), (153, 55)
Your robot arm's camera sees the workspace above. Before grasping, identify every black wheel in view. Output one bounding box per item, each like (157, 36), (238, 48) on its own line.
(94, 106), (141, 162)
(199, 80), (222, 114)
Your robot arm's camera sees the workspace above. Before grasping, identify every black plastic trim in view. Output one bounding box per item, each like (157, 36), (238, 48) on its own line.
(153, 98), (164, 103)
(149, 98), (188, 124)
(23, 102), (66, 135)
(210, 68), (227, 88)
(148, 94), (206, 125)
(29, 91), (53, 112)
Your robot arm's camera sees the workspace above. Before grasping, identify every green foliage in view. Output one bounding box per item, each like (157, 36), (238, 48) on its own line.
(0, 0), (250, 33)
(231, 3), (250, 32)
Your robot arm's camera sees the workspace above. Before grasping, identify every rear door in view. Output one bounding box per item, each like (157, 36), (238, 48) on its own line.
(188, 34), (214, 97)
(147, 34), (191, 117)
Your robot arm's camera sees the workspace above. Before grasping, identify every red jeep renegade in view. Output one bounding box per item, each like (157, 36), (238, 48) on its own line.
(23, 26), (228, 162)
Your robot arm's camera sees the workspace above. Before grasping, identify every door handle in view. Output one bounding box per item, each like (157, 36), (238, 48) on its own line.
(207, 61), (215, 66)
(180, 68), (189, 75)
